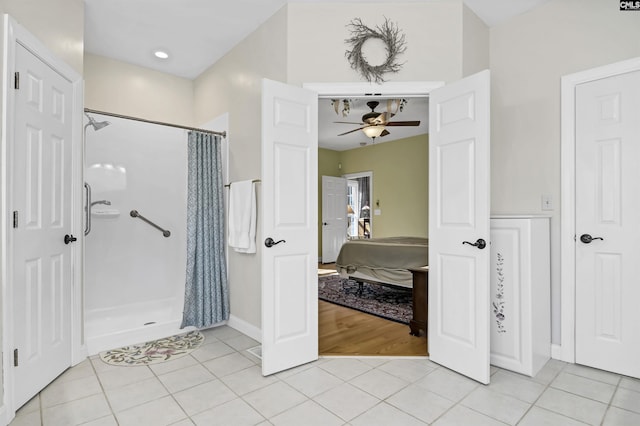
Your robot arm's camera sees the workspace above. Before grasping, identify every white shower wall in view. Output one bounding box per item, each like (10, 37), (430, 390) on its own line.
(84, 113), (189, 354)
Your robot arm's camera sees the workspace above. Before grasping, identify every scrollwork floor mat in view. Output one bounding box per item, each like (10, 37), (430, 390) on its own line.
(99, 330), (204, 366)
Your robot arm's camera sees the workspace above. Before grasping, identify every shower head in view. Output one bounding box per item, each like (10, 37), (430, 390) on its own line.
(84, 113), (111, 131)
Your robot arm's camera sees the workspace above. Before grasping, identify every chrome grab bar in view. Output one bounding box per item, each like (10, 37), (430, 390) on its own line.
(130, 210), (171, 238)
(84, 182), (92, 236)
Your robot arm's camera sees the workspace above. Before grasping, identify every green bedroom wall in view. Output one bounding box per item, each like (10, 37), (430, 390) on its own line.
(318, 134), (428, 257)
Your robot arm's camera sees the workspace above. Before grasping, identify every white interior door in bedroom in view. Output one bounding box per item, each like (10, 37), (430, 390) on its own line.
(261, 78), (318, 375)
(428, 70), (491, 384)
(575, 69), (640, 379)
(321, 176), (347, 263)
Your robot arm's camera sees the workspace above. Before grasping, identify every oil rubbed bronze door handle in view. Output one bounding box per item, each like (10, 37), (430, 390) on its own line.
(264, 237), (286, 248)
(462, 238), (487, 250)
(580, 234), (604, 244)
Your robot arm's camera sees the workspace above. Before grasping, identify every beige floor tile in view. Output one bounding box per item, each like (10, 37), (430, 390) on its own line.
(157, 364), (215, 393)
(536, 387), (607, 425)
(314, 382), (380, 422)
(243, 381), (307, 419)
(387, 385), (455, 424)
(115, 395), (186, 426)
(172, 379), (237, 416)
(42, 394), (111, 426)
(350, 402), (427, 426)
(269, 400), (344, 426)
(104, 376), (169, 413)
(191, 398), (264, 426)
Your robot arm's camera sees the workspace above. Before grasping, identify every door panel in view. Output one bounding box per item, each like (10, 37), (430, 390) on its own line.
(428, 70), (491, 384)
(12, 43), (74, 407)
(261, 79), (318, 376)
(575, 70), (640, 378)
(321, 176), (347, 263)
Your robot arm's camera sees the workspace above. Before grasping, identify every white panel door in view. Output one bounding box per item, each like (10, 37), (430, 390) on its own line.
(428, 70), (491, 384)
(321, 176), (347, 263)
(12, 43), (74, 407)
(575, 70), (640, 378)
(261, 78), (318, 375)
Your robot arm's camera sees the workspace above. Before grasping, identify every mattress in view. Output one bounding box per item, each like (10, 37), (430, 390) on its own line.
(336, 236), (429, 287)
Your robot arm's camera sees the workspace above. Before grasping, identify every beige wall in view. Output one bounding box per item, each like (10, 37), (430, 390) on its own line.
(193, 6), (289, 329)
(462, 3), (489, 76)
(490, 0), (640, 343)
(0, 0), (84, 74)
(84, 54), (194, 125)
(287, 1), (467, 86)
(318, 134), (428, 255)
(340, 134), (429, 238)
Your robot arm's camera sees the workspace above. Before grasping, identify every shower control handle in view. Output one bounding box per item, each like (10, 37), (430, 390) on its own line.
(64, 234), (77, 245)
(264, 237), (286, 248)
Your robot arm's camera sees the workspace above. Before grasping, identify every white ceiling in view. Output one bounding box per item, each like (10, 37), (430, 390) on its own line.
(83, 0), (551, 151)
(319, 97), (429, 151)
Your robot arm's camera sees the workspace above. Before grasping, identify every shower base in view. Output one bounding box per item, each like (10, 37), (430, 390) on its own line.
(85, 298), (195, 355)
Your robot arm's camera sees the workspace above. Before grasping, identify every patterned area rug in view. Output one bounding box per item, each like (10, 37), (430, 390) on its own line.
(318, 274), (412, 324)
(99, 330), (204, 366)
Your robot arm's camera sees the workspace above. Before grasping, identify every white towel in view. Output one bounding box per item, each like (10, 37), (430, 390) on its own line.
(228, 180), (256, 253)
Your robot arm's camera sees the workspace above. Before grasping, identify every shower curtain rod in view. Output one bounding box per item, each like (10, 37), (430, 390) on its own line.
(84, 108), (227, 138)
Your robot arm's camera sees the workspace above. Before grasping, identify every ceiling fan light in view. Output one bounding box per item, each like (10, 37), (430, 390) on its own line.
(362, 125), (385, 139)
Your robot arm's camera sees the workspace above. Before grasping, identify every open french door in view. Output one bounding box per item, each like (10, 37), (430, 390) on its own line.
(428, 70), (491, 384)
(261, 79), (318, 375)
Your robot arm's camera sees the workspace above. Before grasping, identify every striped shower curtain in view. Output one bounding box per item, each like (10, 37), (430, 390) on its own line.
(181, 131), (229, 328)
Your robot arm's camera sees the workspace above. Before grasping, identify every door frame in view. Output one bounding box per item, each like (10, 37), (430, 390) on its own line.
(559, 56), (640, 363)
(304, 80), (444, 241)
(342, 171), (373, 238)
(1, 15), (84, 420)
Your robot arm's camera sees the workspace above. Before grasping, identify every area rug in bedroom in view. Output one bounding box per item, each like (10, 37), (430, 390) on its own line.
(318, 274), (412, 324)
(99, 330), (204, 366)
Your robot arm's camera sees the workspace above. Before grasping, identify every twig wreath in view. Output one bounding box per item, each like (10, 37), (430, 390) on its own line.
(345, 17), (406, 83)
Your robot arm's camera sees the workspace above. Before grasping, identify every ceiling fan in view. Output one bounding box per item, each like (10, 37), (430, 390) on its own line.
(334, 100), (420, 139)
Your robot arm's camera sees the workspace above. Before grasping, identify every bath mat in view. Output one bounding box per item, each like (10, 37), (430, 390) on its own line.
(99, 330), (204, 366)
(318, 274), (412, 324)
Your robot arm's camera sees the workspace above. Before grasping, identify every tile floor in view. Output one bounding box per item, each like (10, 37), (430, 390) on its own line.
(9, 325), (640, 426)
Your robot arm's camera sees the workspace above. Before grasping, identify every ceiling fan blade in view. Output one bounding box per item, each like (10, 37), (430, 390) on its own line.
(334, 121), (364, 125)
(380, 129), (390, 137)
(385, 120), (421, 126)
(337, 127), (366, 136)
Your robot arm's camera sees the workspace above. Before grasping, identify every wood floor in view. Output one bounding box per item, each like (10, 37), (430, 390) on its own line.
(318, 263), (428, 357)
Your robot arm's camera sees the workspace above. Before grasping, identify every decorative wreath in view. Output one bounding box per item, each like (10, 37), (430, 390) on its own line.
(345, 17), (406, 83)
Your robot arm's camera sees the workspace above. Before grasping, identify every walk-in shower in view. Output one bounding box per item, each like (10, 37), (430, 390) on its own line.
(84, 112), (191, 354)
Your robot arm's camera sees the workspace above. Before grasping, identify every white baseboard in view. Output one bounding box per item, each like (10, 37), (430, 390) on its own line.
(227, 314), (261, 343)
(0, 403), (13, 426)
(551, 343), (563, 360)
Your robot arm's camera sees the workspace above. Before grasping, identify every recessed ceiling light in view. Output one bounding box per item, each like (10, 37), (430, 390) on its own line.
(154, 50), (169, 59)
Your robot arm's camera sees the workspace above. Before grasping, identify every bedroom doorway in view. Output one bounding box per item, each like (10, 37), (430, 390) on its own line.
(315, 92), (430, 357)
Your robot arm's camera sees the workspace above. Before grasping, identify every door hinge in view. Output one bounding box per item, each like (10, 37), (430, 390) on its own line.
(13, 348), (18, 367)
(13, 211), (18, 228)
(14, 72), (19, 90)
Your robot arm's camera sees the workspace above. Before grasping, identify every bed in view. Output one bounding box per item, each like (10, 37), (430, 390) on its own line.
(336, 236), (428, 287)
(335, 236), (429, 336)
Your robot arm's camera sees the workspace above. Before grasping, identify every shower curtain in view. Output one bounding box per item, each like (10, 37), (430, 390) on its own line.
(181, 131), (229, 328)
